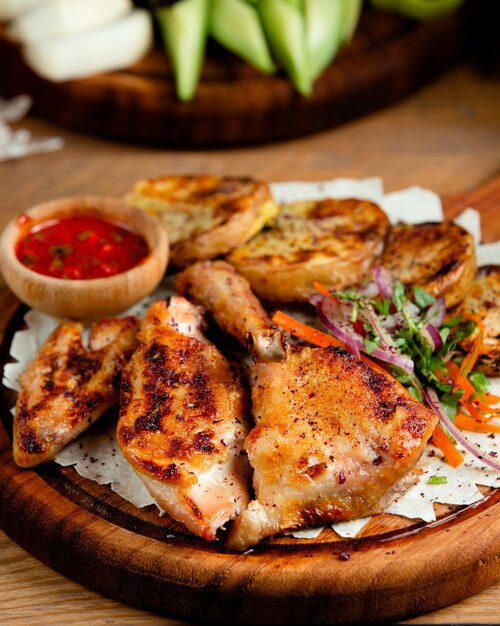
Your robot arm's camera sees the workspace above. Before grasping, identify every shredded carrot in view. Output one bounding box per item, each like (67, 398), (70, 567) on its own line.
(455, 413), (500, 434)
(471, 400), (500, 416)
(454, 313), (484, 388)
(461, 399), (485, 421)
(273, 311), (405, 381)
(484, 394), (500, 405)
(272, 311), (344, 349)
(446, 350), (500, 415)
(312, 281), (337, 301)
(431, 423), (464, 468)
(446, 360), (474, 401)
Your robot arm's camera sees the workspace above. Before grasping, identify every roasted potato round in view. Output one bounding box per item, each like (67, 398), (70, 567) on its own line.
(225, 198), (390, 302)
(381, 221), (476, 308)
(125, 175), (279, 268)
(454, 265), (500, 375)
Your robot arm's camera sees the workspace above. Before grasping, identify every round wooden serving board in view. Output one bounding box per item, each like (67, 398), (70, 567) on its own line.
(1, 177), (499, 624)
(0, 7), (469, 148)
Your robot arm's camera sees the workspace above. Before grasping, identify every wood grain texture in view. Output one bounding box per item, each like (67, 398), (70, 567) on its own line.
(0, 180), (499, 624)
(0, 7), (468, 147)
(0, 60), (499, 624)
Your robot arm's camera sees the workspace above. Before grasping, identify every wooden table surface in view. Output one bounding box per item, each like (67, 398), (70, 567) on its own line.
(1, 60), (499, 625)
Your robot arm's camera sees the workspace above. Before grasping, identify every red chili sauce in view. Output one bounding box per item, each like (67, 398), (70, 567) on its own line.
(16, 215), (149, 279)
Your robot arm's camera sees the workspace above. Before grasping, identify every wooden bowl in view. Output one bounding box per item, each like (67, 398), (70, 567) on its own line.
(0, 196), (169, 320)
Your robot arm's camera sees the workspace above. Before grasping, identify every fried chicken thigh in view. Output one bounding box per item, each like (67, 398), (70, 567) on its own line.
(117, 297), (251, 541)
(14, 316), (140, 468)
(175, 261), (438, 550)
(226, 345), (438, 551)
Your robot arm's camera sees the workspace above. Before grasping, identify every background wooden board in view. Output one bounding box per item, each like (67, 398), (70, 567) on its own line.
(0, 7), (469, 147)
(0, 177), (499, 624)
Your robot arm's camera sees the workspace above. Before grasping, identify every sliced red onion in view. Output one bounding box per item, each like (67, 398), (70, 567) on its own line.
(316, 297), (414, 373)
(380, 312), (406, 332)
(365, 302), (396, 350)
(316, 299), (361, 358)
(425, 297), (446, 327)
(421, 323), (443, 353)
(359, 281), (380, 298)
(403, 300), (421, 321)
(425, 387), (500, 473)
(369, 347), (415, 373)
(309, 293), (323, 306)
(372, 264), (394, 299)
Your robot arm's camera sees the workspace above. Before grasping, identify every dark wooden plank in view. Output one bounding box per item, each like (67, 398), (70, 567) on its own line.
(0, 8), (468, 147)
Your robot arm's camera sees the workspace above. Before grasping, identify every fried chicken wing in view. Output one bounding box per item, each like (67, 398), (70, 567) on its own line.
(117, 297), (251, 541)
(13, 316), (140, 468)
(226, 345), (438, 551)
(175, 260), (286, 362)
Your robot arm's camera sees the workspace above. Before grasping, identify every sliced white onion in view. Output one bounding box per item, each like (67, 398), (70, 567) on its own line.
(0, 0), (44, 21)
(22, 9), (152, 82)
(9, 0), (133, 44)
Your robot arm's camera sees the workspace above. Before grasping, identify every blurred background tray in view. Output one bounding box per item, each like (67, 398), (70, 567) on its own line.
(0, 7), (468, 148)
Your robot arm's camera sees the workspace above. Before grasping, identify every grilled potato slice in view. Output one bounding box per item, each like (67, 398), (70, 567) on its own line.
(124, 175), (279, 268)
(455, 265), (500, 375)
(381, 221), (476, 308)
(225, 198), (389, 302)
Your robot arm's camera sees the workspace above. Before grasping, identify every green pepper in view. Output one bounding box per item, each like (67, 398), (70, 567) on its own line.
(211, 0), (276, 73)
(341, 0), (363, 43)
(369, 0), (465, 21)
(259, 0), (312, 96)
(304, 0), (346, 81)
(155, 0), (210, 102)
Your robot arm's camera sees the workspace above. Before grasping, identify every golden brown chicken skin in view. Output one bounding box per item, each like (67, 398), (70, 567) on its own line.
(13, 316), (140, 468)
(175, 260), (286, 362)
(117, 297), (251, 541)
(381, 221), (476, 308)
(226, 345), (438, 551)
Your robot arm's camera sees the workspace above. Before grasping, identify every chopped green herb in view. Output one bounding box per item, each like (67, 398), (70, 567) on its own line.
(373, 298), (391, 316)
(363, 338), (378, 355)
(393, 281), (406, 311)
(412, 285), (435, 308)
(469, 371), (489, 398)
(427, 475), (448, 485)
(440, 390), (464, 420)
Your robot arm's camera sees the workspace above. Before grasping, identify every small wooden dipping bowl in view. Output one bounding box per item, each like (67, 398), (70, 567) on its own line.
(0, 196), (169, 320)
